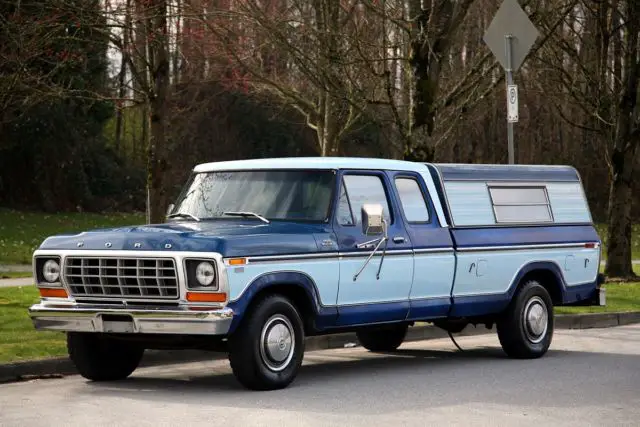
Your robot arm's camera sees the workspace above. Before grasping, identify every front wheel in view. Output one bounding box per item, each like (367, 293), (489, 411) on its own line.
(228, 295), (305, 390)
(497, 280), (554, 359)
(67, 332), (144, 381)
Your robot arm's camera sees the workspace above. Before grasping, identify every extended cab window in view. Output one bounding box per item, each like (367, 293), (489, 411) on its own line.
(338, 175), (391, 226)
(395, 178), (430, 223)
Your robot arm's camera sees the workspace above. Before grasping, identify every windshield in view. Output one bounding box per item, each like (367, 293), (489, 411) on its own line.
(169, 170), (335, 222)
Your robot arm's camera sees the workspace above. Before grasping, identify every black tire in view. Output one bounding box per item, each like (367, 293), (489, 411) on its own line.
(228, 295), (305, 390)
(497, 280), (554, 359)
(356, 323), (408, 352)
(67, 332), (144, 381)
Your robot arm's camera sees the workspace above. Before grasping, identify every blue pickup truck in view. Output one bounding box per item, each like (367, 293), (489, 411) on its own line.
(29, 157), (605, 390)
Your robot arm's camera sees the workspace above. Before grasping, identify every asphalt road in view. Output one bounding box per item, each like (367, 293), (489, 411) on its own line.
(2, 325), (639, 426)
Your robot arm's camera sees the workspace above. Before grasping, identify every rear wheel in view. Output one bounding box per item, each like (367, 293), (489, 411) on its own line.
(497, 280), (554, 358)
(228, 295), (305, 390)
(67, 332), (144, 381)
(356, 324), (408, 352)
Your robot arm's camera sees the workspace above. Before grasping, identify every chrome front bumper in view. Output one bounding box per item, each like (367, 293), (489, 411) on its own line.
(28, 303), (234, 335)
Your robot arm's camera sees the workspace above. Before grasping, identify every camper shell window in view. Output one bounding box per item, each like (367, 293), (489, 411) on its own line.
(488, 186), (553, 224)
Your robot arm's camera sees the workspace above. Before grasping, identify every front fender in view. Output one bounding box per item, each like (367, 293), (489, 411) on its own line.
(225, 271), (337, 334)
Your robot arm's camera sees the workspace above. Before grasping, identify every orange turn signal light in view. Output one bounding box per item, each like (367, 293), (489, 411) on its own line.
(227, 258), (247, 266)
(186, 292), (227, 303)
(39, 287), (69, 298)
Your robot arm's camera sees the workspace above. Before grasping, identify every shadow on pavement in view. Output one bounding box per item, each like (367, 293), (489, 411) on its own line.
(82, 346), (640, 415)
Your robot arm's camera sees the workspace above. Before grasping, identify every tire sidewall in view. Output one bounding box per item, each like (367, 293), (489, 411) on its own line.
(513, 282), (554, 354)
(248, 296), (305, 386)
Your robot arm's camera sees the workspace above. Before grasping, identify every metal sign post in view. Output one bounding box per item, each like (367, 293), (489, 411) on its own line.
(505, 35), (515, 165)
(483, 0), (539, 164)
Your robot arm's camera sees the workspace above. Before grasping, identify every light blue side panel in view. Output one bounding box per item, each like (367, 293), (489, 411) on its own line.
(546, 183), (592, 223)
(226, 258), (340, 305)
(443, 182), (495, 226)
(409, 252), (456, 299)
(337, 255), (413, 305)
(452, 247), (600, 296)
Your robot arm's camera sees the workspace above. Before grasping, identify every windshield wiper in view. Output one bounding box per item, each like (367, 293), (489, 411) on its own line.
(166, 212), (200, 222)
(222, 211), (270, 224)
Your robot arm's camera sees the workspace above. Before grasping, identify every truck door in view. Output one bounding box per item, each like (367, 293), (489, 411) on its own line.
(333, 171), (413, 326)
(391, 172), (456, 320)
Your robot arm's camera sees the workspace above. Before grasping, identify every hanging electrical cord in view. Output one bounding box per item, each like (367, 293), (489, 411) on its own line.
(448, 331), (464, 352)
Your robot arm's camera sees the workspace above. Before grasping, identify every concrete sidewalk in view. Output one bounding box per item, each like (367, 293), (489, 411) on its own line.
(0, 277), (33, 288)
(0, 264), (32, 287)
(0, 265), (32, 273)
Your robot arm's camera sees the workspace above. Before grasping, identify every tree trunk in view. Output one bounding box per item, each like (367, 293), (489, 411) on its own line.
(133, 0), (150, 165)
(404, 0), (474, 161)
(147, 0), (170, 224)
(314, 0), (340, 157)
(114, 0), (132, 154)
(606, 165), (635, 277)
(605, 0), (639, 278)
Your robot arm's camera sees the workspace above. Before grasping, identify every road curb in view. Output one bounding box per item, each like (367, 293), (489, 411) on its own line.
(2, 311), (639, 384)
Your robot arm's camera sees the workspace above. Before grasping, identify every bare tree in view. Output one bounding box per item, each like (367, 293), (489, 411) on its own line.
(538, 0), (639, 277)
(606, 0), (639, 277)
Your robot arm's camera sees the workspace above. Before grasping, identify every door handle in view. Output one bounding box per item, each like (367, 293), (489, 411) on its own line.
(392, 236), (405, 244)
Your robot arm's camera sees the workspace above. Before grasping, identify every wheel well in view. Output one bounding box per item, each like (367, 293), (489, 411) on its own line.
(520, 269), (563, 305)
(247, 284), (316, 334)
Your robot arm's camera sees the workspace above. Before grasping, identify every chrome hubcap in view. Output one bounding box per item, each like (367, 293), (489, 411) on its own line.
(523, 296), (548, 344)
(260, 314), (295, 372)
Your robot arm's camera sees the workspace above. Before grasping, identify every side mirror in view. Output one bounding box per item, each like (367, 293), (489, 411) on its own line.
(166, 204), (175, 216)
(361, 203), (385, 236)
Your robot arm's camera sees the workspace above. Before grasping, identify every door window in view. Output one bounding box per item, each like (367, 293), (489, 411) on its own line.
(338, 175), (391, 227)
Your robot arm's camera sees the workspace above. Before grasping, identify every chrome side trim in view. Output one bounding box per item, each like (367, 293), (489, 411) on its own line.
(244, 249), (423, 264)
(413, 247), (455, 254)
(245, 252), (338, 263)
(456, 242), (599, 252)
(28, 303), (234, 335)
(408, 295), (451, 301)
(339, 250), (413, 258)
(337, 299), (407, 307)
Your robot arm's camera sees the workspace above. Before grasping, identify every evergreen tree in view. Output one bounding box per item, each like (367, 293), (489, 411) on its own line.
(0, 0), (144, 211)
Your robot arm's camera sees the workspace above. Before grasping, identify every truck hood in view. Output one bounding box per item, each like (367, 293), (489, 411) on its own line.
(38, 220), (337, 257)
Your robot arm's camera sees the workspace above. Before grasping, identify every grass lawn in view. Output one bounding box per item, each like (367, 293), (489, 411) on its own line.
(0, 286), (66, 363)
(595, 223), (640, 261)
(556, 281), (640, 314)
(0, 209), (145, 265)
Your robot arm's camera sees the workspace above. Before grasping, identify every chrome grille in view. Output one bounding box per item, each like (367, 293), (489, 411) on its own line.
(64, 257), (179, 300)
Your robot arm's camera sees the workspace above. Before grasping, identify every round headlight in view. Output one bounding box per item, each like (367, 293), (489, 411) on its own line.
(195, 262), (215, 287)
(43, 259), (60, 283)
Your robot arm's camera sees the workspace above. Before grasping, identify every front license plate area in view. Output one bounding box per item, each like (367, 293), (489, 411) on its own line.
(101, 314), (135, 333)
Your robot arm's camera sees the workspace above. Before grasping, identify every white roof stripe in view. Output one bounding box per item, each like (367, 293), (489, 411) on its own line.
(193, 157), (428, 173)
